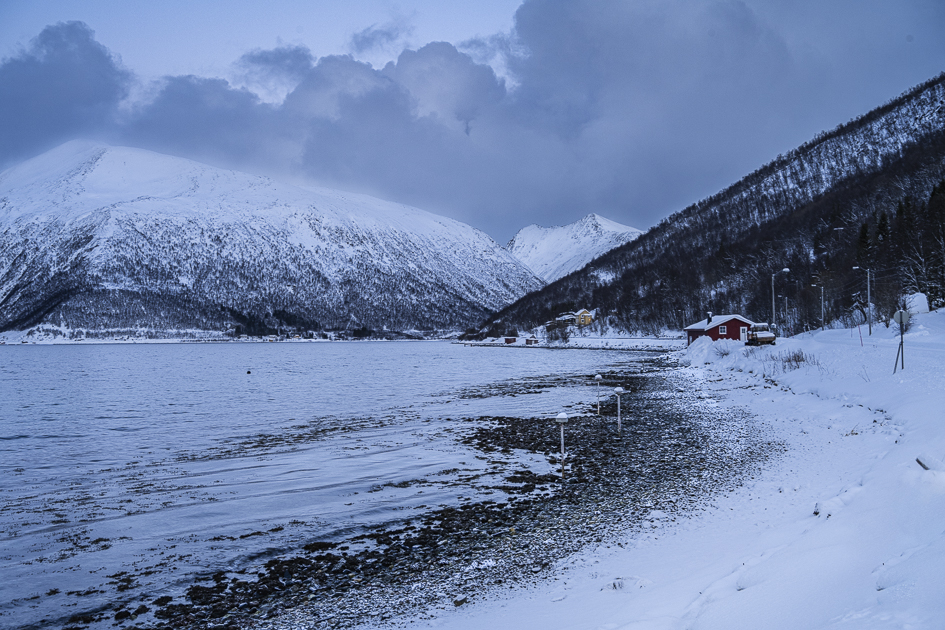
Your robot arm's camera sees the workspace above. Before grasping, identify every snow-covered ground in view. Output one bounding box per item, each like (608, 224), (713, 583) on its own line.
(466, 335), (683, 352)
(413, 309), (945, 629)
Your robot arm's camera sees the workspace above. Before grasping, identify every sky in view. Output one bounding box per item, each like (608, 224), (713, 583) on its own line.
(1, 1), (944, 243)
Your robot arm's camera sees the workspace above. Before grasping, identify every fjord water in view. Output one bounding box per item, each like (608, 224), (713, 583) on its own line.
(0, 341), (633, 628)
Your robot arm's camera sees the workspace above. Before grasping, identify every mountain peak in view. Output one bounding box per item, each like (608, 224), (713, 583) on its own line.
(506, 214), (642, 283)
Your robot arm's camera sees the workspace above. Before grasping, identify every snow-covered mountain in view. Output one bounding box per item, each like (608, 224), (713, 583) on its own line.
(0, 141), (543, 337)
(505, 214), (643, 283)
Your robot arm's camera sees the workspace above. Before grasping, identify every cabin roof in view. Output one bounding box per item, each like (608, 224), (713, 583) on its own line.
(684, 314), (754, 331)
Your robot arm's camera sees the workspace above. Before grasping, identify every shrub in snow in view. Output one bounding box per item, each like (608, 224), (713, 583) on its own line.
(757, 349), (824, 376)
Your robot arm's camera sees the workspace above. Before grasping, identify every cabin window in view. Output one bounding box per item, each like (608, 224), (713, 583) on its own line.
(719, 325), (727, 334)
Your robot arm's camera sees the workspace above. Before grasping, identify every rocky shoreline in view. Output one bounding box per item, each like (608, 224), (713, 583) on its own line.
(89, 358), (779, 630)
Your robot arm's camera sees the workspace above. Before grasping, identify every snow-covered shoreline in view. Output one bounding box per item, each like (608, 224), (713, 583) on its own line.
(460, 334), (685, 352)
(381, 310), (945, 629)
(7, 312), (943, 629)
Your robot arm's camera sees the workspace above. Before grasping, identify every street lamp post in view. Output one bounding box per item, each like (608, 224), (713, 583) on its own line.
(594, 374), (602, 415)
(555, 412), (568, 479)
(812, 284), (824, 331)
(771, 268), (790, 331)
(853, 266), (872, 335)
(614, 387), (625, 437)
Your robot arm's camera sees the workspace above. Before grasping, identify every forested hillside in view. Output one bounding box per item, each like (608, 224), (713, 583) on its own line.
(480, 72), (945, 337)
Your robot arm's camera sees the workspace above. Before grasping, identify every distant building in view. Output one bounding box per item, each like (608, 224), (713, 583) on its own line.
(684, 313), (754, 345)
(546, 308), (594, 330)
(574, 309), (594, 327)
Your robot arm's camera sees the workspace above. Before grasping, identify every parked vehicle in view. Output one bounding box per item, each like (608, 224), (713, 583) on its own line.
(745, 323), (776, 346)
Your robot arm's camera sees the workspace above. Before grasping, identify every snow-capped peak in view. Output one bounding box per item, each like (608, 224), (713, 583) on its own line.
(506, 213), (643, 283)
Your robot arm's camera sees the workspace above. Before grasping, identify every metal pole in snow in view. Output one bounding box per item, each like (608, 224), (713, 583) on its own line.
(893, 310), (908, 373)
(772, 268), (789, 333)
(854, 266), (871, 335)
(784, 296), (788, 333)
(771, 273), (776, 330)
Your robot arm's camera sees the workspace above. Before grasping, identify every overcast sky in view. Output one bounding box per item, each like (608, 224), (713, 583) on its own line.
(1, 1), (944, 243)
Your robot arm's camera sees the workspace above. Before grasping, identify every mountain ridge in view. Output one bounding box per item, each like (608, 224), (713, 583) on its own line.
(0, 141), (543, 338)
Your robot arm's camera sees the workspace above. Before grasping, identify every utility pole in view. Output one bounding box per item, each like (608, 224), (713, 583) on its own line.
(820, 286), (825, 331)
(812, 284), (824, 331)
(853, 267), (872, 335)
(771, 268), (790, 329)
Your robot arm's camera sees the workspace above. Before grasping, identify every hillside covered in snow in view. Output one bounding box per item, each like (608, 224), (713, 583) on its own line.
(505, 214), (642, 283)
(0, 142), (543, 338)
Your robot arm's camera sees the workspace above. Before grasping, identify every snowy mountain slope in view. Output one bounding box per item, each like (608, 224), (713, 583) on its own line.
(0, 141), (543, 336)
(505, 214), (642, 283)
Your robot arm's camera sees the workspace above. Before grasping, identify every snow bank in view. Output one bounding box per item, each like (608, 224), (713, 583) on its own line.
(907, 292), (930, 314)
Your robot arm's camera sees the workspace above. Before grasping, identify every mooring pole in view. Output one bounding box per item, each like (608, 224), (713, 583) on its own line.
(614, 387), (625, 438)
(595, 374), (602, 415)
(556, 412), (568, 480)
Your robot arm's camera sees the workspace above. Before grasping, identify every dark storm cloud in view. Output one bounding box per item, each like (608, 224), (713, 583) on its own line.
(382, 42), (506, 133)
(122, 76), (284, 170)
(238, 45), (315, 83)
(496, 0), (804, 229)
(350, 18), (414, 54)
(0, 21), (130, 168)
(234, 45), (316, 105)
(3, 2), (945, 241)
(271, 0), (812, 237)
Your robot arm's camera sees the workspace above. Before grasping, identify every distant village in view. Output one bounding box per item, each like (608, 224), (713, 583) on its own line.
(468, 308), (778, 349)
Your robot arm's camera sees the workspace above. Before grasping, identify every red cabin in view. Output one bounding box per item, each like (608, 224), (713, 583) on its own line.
(684, 313), (754, 346)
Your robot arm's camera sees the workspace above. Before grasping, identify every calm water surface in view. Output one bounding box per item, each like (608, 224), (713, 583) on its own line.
(0, 341), (637, 628)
